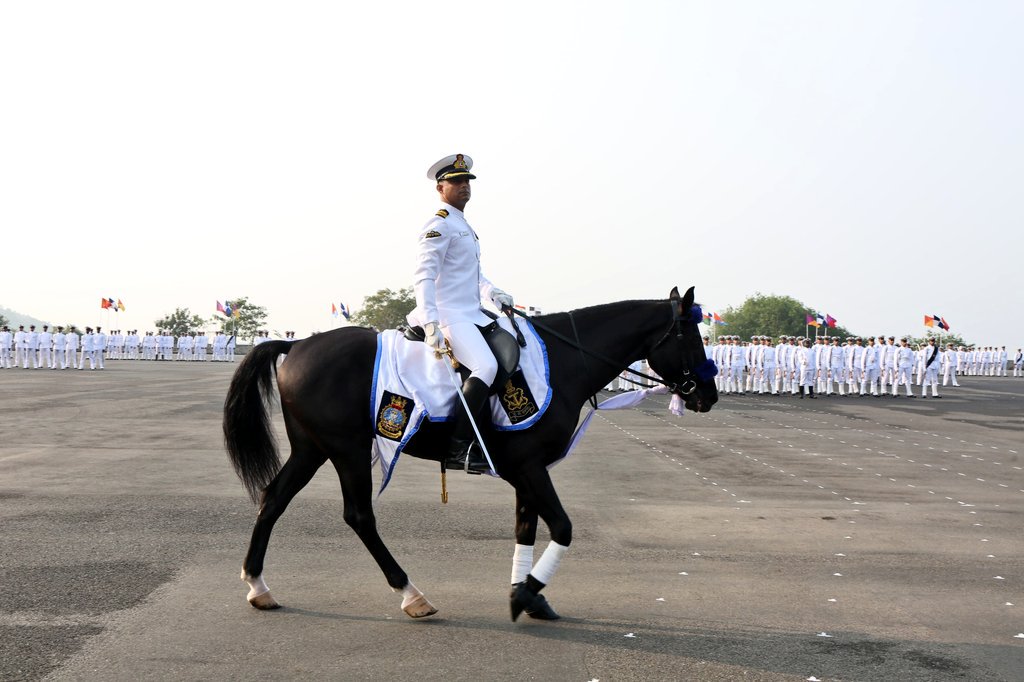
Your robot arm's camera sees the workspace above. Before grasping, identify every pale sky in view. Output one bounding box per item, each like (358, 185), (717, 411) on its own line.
(2, 1), (1021, 347)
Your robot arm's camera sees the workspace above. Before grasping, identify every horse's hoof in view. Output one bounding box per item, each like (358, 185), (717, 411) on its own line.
(526, 593), (560, 620)
(248, 591), (281, 610)
(402, 594), (438, 618)
(510, 582), (538, 622)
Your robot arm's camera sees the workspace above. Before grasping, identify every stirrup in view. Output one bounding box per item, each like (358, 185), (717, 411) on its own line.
(446, 442), (490, 475)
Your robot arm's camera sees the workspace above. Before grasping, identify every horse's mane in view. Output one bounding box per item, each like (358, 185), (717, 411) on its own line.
(533, 299), (666, 324)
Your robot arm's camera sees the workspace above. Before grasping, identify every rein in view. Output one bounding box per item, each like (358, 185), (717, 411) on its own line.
(506, 303), (700, 397)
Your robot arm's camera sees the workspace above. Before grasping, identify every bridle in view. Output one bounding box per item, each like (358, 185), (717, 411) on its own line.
(506, 300), (705, 398)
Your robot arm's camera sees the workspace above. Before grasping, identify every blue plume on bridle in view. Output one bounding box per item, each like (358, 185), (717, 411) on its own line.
(695, 359), (718, 381)
(689, 305), (704, 325)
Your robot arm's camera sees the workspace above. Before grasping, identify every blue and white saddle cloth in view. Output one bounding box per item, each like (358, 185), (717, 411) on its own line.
(370, 317), (551, 494)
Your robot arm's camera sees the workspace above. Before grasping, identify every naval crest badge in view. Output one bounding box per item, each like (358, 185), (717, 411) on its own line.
(500, 370), (538, 424)
(453, 154), (468, 170)
(376, 391), (415, 441)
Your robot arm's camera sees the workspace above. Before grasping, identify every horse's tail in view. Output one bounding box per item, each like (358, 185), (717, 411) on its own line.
(223, 340), (293, 505)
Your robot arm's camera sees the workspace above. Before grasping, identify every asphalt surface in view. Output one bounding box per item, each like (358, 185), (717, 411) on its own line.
(1, 360), (1022, 681)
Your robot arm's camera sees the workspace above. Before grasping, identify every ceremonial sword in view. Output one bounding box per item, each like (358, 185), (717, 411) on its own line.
(436, 344), (498, 477)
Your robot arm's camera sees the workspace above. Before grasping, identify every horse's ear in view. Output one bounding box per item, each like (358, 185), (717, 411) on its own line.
(682, 286), (695, 309)
(669, 286), (680, 300)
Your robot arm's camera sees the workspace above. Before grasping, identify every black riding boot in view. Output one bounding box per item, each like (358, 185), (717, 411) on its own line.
(447, 377), (492, 475)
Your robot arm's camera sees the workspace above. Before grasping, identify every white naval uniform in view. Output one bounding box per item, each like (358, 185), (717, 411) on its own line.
(50, 331), (65, 369)
(942, 349), (960, 385)
(195, 334), (209, 361)
(25, 330), (39, 368)
(813, 343), (826, 392)
(760, 344), (778, 394)
(95, 332), (107, 368)
(1013, 351), (1023, 377)
(80, 332), (95, 369)
(37, 330), (53, 368)
(0, 330), (12, 368)
(921, 344), (941, 396)
(847, 345), (864, 393)
(797, 346), (816, 388)
(64, 331), (79, 369)
(861, 345), (880, 394)
(14, 329), (27, 367)
(728, 344), (746, 394)
(775, 341), (787, 392)
(828, 345), (846, 394)
(408, 203), (503, 385)
(892, 345), (915, 396)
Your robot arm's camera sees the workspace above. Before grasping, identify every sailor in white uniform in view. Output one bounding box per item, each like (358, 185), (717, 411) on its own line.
(37, 325), (53, 369)
(408, 153), (514, 475)
(892, 338), (916, 397)
(920, 338), (942, 398)
(942, 343), (961, 386)
(64, 327), (79, 369)
(50, 327), (65, 369)
(0, 326), (12, 368)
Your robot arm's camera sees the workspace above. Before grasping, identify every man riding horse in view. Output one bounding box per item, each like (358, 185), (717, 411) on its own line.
(408, 153), (513, 474)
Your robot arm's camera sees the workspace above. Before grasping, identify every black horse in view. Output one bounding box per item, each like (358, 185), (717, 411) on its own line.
(224, 286), (718, 620)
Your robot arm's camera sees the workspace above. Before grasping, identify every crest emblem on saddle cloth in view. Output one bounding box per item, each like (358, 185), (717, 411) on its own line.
(500, 370), (539, 424)
(376, 391), (414, 441)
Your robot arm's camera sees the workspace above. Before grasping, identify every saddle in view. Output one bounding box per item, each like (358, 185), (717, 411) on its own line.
(403, 310), (521, 393)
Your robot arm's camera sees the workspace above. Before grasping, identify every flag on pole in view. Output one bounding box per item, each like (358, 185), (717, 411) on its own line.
(825, 314), (837, 328)
(117, 299), (126, 312)
(101, 298), (111, 309)
(806, 313), (821, 328)
(924, 315), (936, 328)
(108, 298), (117, 311)
(331, 303), (338, 317)
(217, 301), (226, 315)
(713, 312), (727, 325)
(339, 302), (351, 320)
(940, 317), (950, 331)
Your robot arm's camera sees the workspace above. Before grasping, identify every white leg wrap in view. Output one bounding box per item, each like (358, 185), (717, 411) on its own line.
(242, 571), (270, 600)
(530, 541), (569, 585)
(511, 544), (534, 584)
(399, 582), (423, 609)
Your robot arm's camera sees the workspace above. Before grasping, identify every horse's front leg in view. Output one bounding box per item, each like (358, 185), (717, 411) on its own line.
(331, 454), (437, 619)
(508, 467), (571, 621)
(512, 490), (539, 584)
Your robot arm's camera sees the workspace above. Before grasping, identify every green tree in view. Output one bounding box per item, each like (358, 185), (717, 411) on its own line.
(0, 313), (8, 328)
(716, 293), (857, 340)
(905, 329), (970, 348)
(154, 308), (208, 337)
(350, 287), (415, 330)
(212, 297), (268, 343)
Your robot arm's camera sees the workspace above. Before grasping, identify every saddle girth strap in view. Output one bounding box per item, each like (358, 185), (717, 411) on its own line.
(568, 311), (599, 409)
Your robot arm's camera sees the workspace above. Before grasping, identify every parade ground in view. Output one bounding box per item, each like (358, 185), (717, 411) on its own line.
(1, 361), (1022, 681)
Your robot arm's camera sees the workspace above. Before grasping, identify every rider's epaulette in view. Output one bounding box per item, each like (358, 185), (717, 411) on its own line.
(435, 209), (449, 219)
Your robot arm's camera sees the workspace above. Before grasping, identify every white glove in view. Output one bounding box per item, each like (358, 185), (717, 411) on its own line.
(423, 321), (444, 349)
(490, 290), (514, 310)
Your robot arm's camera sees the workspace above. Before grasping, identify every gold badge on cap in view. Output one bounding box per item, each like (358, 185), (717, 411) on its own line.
(453, 154), (467, 170)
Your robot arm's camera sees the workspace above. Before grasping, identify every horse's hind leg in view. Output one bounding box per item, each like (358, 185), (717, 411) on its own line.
(241, 447), (326, 609)
(330, 451), (437, 619)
